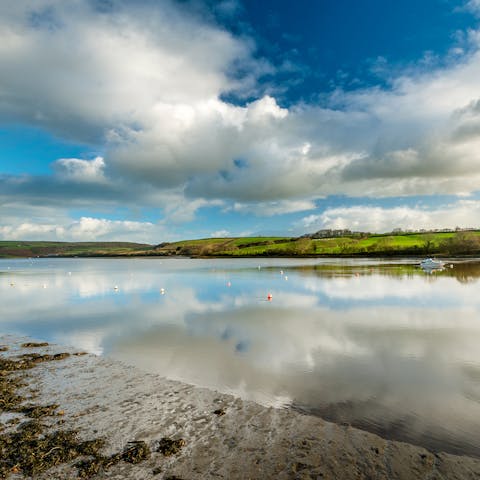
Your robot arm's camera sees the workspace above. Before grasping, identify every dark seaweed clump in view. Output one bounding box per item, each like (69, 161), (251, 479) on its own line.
(21, 342), (50, 348)
(0, 350), (155, 478)
(0, 353), (71, 413)
(0, 420), (105, 478)
(76, 441), (151, 478)
(156, 437), (186, 456)
(0, 352), (106, 478)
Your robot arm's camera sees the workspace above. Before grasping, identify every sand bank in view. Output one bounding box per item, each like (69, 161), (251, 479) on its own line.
(1, 335), (480, 479)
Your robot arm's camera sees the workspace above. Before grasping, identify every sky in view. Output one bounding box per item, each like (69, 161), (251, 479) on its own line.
(2, 0), (480, 242)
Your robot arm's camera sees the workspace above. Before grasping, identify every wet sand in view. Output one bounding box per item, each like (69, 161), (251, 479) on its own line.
(1, 335), (480, 479)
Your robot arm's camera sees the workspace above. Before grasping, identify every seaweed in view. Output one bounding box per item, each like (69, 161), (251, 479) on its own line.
(20, 342), (49, 348)
(1, 352), (70, 373)
(0, 420), (106, 478)
(0, 353), (71, 413)
(120, 441), (151, 463)
(0, 374), (25, 411)
(156, 437), (186, 456)
(0, 349), (107, 478)
(0, 348), (152, 479)
(16, 404), (60, 418)
(76, 441), (151, 478)
(76, 457), (104, 478)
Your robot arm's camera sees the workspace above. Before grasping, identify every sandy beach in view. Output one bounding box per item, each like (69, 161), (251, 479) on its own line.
(1, 335), (480, 480)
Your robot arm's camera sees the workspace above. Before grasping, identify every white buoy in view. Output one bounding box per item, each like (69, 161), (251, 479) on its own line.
(284, 276), (288, 281)
(160, 288), (165, 295)
(114, 285), (119, 291)
(68, 271), (72, 276)
(280, 270), (284, 275)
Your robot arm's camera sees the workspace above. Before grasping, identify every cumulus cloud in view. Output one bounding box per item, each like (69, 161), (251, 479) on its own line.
(2, 0), (480, 236)
(0, 216), (157, 242)
(301, 200), (480, 233)
(229, 199), (316, 216)
(0, 0), (251, 140)
(53, 157), (106, 183)
(162, 197), (224, 224)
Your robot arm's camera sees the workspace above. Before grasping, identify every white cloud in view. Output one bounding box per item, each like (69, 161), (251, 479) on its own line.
(162, 197), (224, 224)
(230, 199), (316, 216)
(301, 200), (480, 233)
(0, 216), (158, 242)
(0, 222), (66, 240)
(464, 0), (480, 15)
(53, 157), (106, 183)
(0, 1), (251, 139)
(210, 229), (230, 238)
(2, 0), (480, 231)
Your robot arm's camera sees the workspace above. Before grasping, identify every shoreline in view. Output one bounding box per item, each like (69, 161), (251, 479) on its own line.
(2, 336), (480, 479)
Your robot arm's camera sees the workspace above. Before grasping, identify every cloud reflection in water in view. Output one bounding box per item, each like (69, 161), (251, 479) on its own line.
(1, 257), (480, 456)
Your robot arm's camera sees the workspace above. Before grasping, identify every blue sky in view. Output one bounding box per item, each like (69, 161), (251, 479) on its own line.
(1, 0), (480, 242)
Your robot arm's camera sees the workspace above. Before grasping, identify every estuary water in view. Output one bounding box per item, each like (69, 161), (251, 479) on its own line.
(1, 257), (480, 457)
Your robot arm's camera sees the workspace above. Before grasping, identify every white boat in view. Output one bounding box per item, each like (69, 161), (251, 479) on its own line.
(420, 258), (444, 270)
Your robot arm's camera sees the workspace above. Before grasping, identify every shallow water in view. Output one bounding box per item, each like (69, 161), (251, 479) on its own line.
(2, 257), (480, 457)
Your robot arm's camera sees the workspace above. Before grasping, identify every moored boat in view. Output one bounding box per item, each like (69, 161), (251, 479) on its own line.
(420, 258), (445, 270)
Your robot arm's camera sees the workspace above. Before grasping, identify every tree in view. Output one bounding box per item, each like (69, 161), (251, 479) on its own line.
(440, 232), (480, 255)
(422, 234), (435, 254)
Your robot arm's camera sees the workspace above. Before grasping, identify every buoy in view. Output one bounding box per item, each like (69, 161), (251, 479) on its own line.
(258, 265), (261, 270)
(284, 276), (288, 281)
(280, 270), (284, 275)
(9, 282), (14, 286)
(226, 281), (231, 287)
(267, 293), (273, 301)
(43, 284), (47, 289)
(114, 285), (119, 290)
(68, 271), (72, 276)
(160, 288), (165, 295)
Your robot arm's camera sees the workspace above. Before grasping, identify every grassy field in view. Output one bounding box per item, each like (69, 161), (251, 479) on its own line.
(0, 241), (153, 258)
(152, 230), (480, 257)
(2, 231), (480, 258)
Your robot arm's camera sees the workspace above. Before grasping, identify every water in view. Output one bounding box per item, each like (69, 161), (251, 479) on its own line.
(2, 257), (480, 457)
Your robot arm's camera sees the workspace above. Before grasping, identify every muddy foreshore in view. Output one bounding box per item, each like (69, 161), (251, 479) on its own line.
(1, 335), (480, 480)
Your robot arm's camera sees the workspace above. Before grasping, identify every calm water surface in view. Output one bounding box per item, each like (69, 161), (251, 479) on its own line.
(2, 257), (480, 457)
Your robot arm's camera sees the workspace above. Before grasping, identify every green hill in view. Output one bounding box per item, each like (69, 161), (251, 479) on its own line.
(2, 230), (480, 258)
(0, 241), (153, 258)
(152, 230), (480, 257)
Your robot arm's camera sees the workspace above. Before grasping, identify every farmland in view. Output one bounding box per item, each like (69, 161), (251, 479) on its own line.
(2, 230), (480, 258)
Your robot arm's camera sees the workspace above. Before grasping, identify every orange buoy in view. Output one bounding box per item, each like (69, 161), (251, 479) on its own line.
(267, 293), (273, 301)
